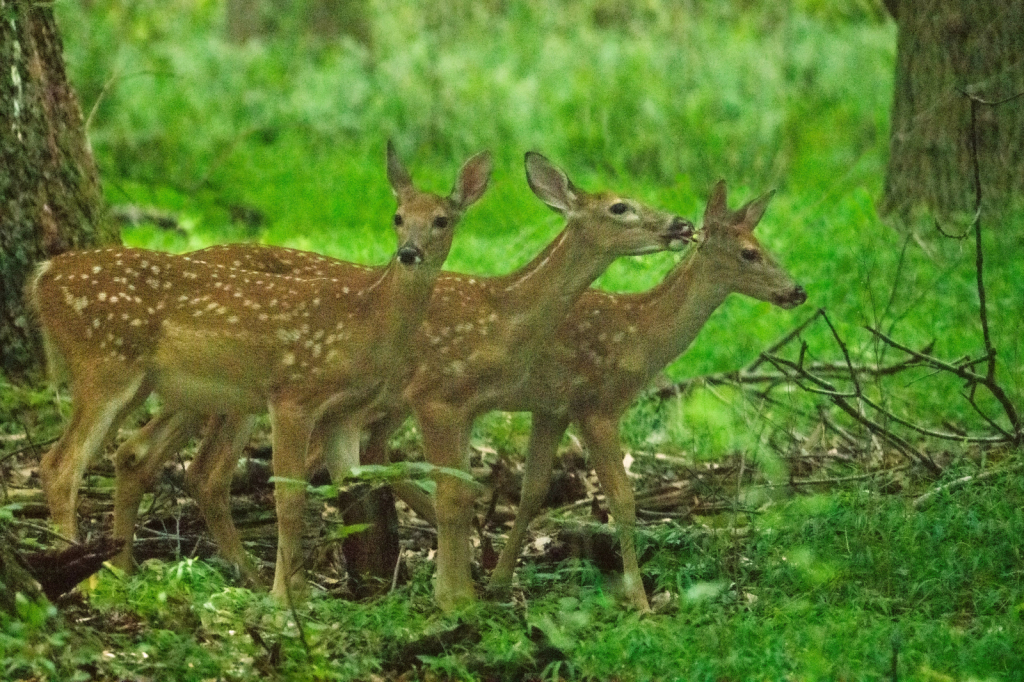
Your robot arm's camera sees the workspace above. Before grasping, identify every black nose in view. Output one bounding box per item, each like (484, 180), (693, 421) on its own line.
(397, 246), (423, 265)
(792, 285), (807, 304)
(669, 217), (695, 241)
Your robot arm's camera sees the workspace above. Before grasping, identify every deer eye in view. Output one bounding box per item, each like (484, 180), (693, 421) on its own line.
(433, 216), (450, 229)
(393, 214), (403, 226)
(741, 248), (761, 262)
(609, 202), (629, 215)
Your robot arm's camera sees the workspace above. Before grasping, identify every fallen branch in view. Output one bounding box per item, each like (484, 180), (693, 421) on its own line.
(750, 464), (910, 489)
(21, 537), (125, 599)
(761, 351), (941, 474)
(912, 462), (1024, 509)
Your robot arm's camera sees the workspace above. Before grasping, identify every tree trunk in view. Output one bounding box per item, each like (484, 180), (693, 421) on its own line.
(881, 0), (1024, 223)
(0, 0), (118, 382)
(339, 484), (402, 598)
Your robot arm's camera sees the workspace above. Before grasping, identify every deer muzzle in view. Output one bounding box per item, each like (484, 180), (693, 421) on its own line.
(775, 285), (807, 309)
(397, 244), (424, 265)
(664, 217), (696, 251)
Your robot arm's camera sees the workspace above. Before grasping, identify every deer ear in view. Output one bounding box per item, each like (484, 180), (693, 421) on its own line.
(525, 152), (579, 214)
(386, 140), (414, 199)
(738, 189), (775, 231)
(703, 179), (728, 227)
(450, 150), (493, 210)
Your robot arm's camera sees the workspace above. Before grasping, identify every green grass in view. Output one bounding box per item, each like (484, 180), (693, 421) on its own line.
(5, 468), (1022, 680)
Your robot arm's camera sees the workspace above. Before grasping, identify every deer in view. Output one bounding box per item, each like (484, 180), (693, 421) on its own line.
(28, 141), (493, 601)
(95, 152), (695, 610)
(483, 180), (807, 609)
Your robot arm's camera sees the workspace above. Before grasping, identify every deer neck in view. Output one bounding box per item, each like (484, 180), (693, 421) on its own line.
(361, 259), (439, 347)
(635, 247), (731, 370)
(496, 225), (614, 336)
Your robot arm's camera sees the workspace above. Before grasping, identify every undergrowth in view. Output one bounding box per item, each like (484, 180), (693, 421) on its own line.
(4, 468), (1022, 680)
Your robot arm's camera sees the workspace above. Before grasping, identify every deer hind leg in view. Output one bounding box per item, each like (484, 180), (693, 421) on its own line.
(40, 366), (150, 542)
(268, 402), (315, 603)
(578, 413), (650, 612)
(419, 409), (477, 611)
(184, 413), (260, 583)
(488, 411), (570, 595)
(366, 413), (437, 527)
(111, 409), (206, 571)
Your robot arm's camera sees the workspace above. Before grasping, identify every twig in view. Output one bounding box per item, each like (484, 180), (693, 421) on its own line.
(820, 310), (861, 395)
(0, 437), (58, 464)
(85, 68), (121, 132)
(655, 355), (932, 399)
(390, 550), (404, 593)
(283, 577), (312, 659)
(9, 518), (77, 545)
(763, 353), (941, 474)
(855, 391), (1007, 444)
(751, 465), (910, 489)
(912, 462), (1024, 509)
(867, 326), (1019, 440)
(747, 309), (824, 372)
(928, 87), (1024, 443)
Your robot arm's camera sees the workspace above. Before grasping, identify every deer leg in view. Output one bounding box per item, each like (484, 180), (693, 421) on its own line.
(365, 413), (437, 526)
(40, 368), (150, 542)
(184, 413), (260, 583)
(268, 402), (314, 603)
(579, 413), (650, 612)
(488, 412), (569, 595)
(318, 419), (361, 481)
(419, 410), (477, 611)
(111, 409), (205, 571)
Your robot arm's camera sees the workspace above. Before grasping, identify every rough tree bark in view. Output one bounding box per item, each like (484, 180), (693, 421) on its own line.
(0, 0), (119, 382)
(880, 0), (1024, 222)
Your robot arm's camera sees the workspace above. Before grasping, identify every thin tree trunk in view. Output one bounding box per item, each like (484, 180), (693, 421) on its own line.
(881, 0), (1024, 223)
(0, 0), (118, 381)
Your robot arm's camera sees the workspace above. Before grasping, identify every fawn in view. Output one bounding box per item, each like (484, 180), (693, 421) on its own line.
(99, 153), (694, 610)
(485, 180), (806, 609)
(29, 142), (492, 600)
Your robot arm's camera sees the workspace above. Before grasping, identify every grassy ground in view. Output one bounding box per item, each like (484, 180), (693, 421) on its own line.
(2, 0), (1023, 679)
(4, 470), (1022, 680)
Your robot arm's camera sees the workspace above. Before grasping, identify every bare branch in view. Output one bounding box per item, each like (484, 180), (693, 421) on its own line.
(856, 392), (1007, 444)
(913, 462), (1024, 509)
(747, 309), (824, 372)
(761, 353), (942, 474)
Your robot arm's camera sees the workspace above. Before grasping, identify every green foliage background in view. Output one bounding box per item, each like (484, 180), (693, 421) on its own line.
(55, 0), (1024, 445)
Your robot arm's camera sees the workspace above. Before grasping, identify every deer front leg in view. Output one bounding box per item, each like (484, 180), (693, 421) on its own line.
(40, 368), (150, 542)
(112, 409), (206, 571)
(419, 409), (476, 611)
(269, 402), (315, 603)
(579, 413), (650, 612)
(184, 413), (260, 583)
(488, 411), (569, 595)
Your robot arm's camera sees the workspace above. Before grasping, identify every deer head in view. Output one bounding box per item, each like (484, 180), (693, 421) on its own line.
(698, 179), (806, 309)
(386, 140), (492, 268)
(524, 152), (694, 255)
